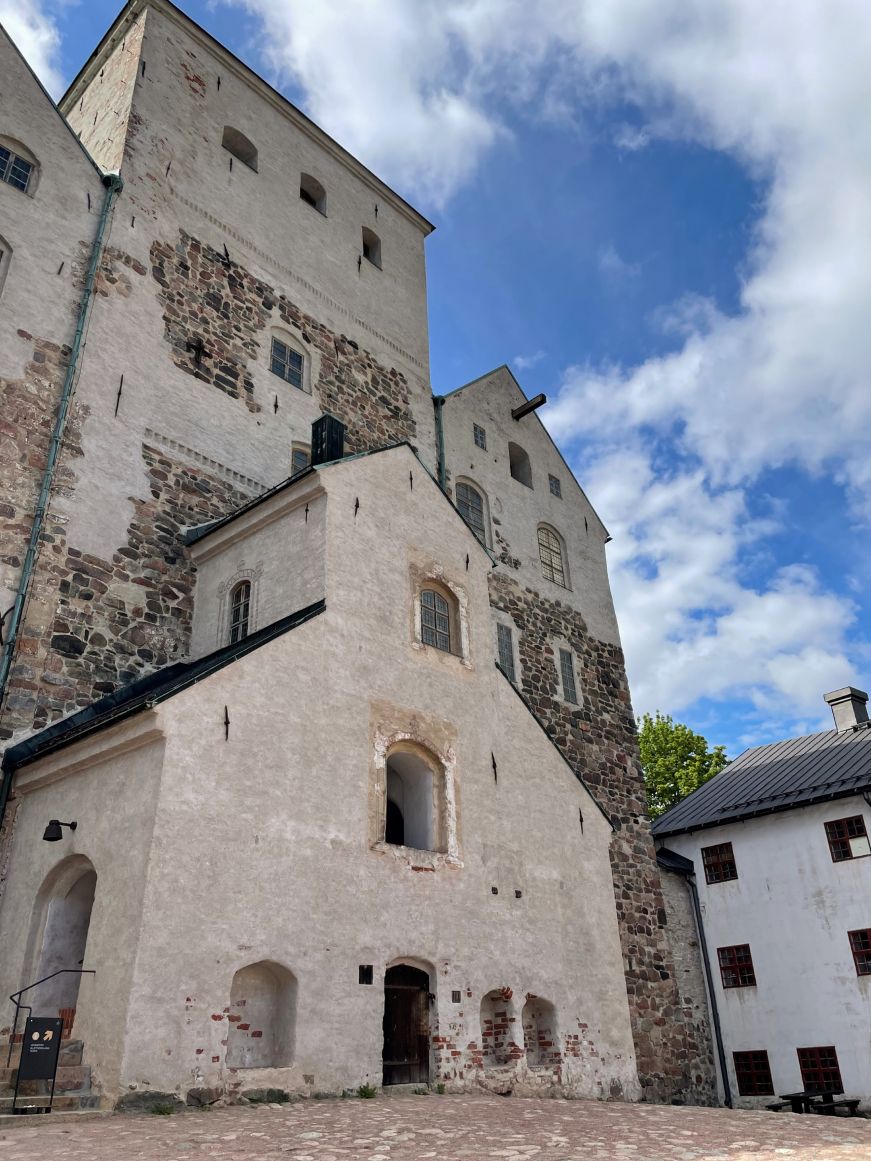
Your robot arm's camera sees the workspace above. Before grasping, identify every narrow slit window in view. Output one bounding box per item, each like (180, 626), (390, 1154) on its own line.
(456, 482), (486, 543)
(420, 589), (451, 652)
(362, 227), (381, 268)
(473, 423), (487, 450)
(0, 145), (33, 193)
(702, 842), (738, 884)
(497, 623), (516, 684)
(733, 1050), (774, 1096)
(559, 649), (577, 704)
(229, 581), (251, 644)
(508, 442), (532, 487)
(538, 526), (567, 588)
(825, 815), (871, 862)
(548, 474), (562, 498)
(271, 337), (304, 390)
(717, 944), (756, 988)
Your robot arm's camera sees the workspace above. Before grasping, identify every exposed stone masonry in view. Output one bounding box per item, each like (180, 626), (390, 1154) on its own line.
(488, 571), (716, 1105)
(151, 230), (418, 451)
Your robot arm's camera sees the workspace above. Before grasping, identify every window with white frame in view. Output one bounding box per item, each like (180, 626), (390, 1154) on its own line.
(229, 580), (251, 644)
(271, 336), (304, 390)
(0, 142), (35, 193)
(473, 423), (487, 450)
(420, 588), (451, 652)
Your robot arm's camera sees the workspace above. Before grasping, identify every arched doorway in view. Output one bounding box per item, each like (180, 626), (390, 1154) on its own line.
(30, 858), (97, 1030)
(382, 964), (430, 1085)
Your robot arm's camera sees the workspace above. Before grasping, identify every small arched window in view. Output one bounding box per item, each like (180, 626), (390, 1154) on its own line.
(420, 588), (451, 652)
(508, 442), (532, 487)
(538, 525), (568, 588)
(222, 126), (258, 171)
(384, 744), (447, 853)
(299, 173), (326, 214)
(291, 443), (311, 474)
(456, 481), (487, 544)
(0, 138), (37, 195)
(362, 227), (382, 268)
(229, 580), (251, 643)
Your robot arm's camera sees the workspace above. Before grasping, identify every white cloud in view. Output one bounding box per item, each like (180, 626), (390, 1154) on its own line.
(513, 350), (546, 371)
(598, 244), (640, 289)
(0, 0), (64, 97)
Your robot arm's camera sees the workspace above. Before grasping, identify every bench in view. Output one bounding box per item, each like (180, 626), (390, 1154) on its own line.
(766, 1101), (788, 1112)
(812, 1097), (861, 1116)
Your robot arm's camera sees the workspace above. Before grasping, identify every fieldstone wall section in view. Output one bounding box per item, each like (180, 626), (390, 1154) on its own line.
(488, 571), (716, 1105)
(151, 230), (418, 450)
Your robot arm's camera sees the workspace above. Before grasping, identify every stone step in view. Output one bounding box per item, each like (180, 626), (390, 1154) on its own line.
(0, 1108), (111, 1127)
(0, 1092), (103, 1113)
(0, 1064), (91, 1093)
(0, 1038), (83, 1069)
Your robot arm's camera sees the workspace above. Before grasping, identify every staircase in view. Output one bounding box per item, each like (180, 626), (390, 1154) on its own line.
(0, 1038), (104, 1114)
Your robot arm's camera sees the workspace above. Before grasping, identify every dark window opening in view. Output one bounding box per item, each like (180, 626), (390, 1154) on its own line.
(420, 589), (451, 653)
(385, 797), (405, 846)
(797, 1046), (843, 1094)
(825, 815), (871, 862)
(299, 173), (326, 214)
(359, 964), (374, 985)
(848, 928), (871, 975)
(456, 481), (486, 543)
(702, 842), (738, 884)
(362, 227), (382, 268)
(271, 337), (304, 390)
(559, 649), (577, 704)
(229, 580), (251, 644)
(497, 623), (516, 684)
(734, 1050), (774, 1096)
(221, 126), (258, 171)
(717, 943), (756, 988)
(508, 442), (532, 487)
(473, 423), (487, 450)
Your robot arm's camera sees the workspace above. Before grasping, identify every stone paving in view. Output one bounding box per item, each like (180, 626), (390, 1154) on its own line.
(2, 1094), (871, 1160)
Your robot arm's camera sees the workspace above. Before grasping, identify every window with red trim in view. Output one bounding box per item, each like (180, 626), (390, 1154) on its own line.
(733, 1050), (774, 1095)
(797, 1046), (842, 1093)
(848, 929), (871, 976)
(717, 944), (756, 988)
(702, 842), (738, 884)
(825, 815), (870, 862)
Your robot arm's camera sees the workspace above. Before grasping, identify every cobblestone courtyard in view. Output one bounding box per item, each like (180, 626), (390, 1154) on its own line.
(2, 1095), (871, 1160)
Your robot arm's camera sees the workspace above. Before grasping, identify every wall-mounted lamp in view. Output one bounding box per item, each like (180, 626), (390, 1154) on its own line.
(42, 820), (77, 842)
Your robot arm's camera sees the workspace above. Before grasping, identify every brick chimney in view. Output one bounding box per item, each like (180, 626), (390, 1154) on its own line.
(824, 687), (869, 732)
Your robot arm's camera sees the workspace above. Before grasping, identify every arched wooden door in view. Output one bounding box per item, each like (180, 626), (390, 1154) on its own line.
(382, 964), (430, 1085)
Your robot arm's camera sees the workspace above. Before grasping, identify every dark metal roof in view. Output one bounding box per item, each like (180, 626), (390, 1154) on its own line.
(652, 722), (871, 838)
(2, 599), (326, 773)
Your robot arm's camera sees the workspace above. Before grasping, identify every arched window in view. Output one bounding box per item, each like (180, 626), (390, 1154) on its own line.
(222, 126), (258, 171)
(0, 137), (37, 194)
(299, 173), (326, 214)
(384, 744), (446, 853)
(229, 580), (251, 643)
(420, 588), (451, 652)
(480, 990), (515, 1067)
(226, 961), (296, 1068)
(537, 525), (568, 588)
(0, 234), (11, 296)
(522, 997), (559, 1067)
(291, 443), (311, 475)
(456, 481), (488, 545)
(362, 226), (382, 268)
(508, 442), (532, 487)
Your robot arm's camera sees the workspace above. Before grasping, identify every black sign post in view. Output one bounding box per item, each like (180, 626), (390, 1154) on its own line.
(13, 1016), (64, 1114)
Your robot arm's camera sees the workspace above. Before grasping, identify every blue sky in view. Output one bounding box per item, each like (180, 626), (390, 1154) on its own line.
(6, 0), (871, 756)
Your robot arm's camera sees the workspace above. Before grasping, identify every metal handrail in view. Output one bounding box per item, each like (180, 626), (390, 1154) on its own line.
(6, 969), (95, 1067)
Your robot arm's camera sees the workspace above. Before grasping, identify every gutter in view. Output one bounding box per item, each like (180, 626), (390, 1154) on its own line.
(657, 848), (732, 1108)
(0, 172), (123, 820)
(433, 396), (446, 489)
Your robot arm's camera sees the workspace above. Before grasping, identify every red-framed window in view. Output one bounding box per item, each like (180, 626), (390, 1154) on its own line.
(825, 815), (871, 862)
(717, 944), (756, 988)
(733, 1049), (774, 1096)
(702, 842), (738, 884)
(848, 928), (871, 976)
(797, 1046), (842, 1093)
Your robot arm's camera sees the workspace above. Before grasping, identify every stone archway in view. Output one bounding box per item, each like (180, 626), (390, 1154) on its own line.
(30, 857), (97, 1029)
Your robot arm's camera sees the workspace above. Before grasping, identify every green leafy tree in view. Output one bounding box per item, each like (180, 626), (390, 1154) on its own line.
(637, 711), (728, 819)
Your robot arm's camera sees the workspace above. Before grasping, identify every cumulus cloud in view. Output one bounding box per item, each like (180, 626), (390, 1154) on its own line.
(513, 350), (546, 371)
(212, 1), (871, 737)
(0, 0), (64, 97)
